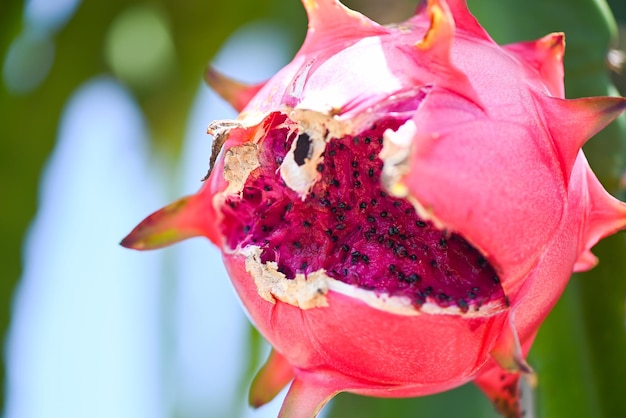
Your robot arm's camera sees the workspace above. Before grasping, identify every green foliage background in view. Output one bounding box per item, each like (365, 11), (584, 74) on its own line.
(1, 0), (625, 416)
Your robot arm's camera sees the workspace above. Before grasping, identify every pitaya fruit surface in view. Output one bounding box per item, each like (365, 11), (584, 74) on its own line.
(122, 0), (626, 417)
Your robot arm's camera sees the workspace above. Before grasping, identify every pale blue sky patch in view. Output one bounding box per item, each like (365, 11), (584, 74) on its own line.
(6, 78), (164, 418)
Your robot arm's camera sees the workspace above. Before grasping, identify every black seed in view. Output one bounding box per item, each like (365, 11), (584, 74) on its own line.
(377, 235), (385, 243)
(393, 201), (402, 207)
(331, 179), (340, 187)
(458, 299), (469, 312)
(389, 264), (396, 273)
(368, 227), (376, 233)
(319, 198), (330, 206)
(477, 256), (487, 267)
(331, 235), (339, 242)
(378, 137), (383, 144)
(386, 239), (394, 249)
(416, 220), (426, 227)
(353, 136), (360, 145)
(351, 251), (360, 258)
(361, 254), (369, 263)
(439, 238), (448, 249)
(343, 268), (348, 276)
(294, 133), (312, 166)
(380, 191), (387, 198)
(338, 202), (347, 209)
(367, 216), (376, 223)
(228, 201), (237, 208)
(493, 275), (501, 284)
(351, 160), (358, 168)
(409, 254), (417, 261)
(243, 225), (251, 234)
(405, 208), (413, 215)
(336, 223), (346, 230)
(397, 272), (406, 281)
(395, 246), (408, 257)
(325, 229), (333, 236)
(380, 211), (388, 218)
(285, 202), (293, 211)
(430, 259), (438, 267)
(337, 215), (346, 221)
(414, 293), (426, 306)
(353, 170), (360, 178)
(437, 292), (451, 302)
(263, 185), (272, 191)
(293, 241), (302, 249)
(339, 143), (345, 150)
(303, 220), (312, 227)
(316, 163), (325, 173)
(467, 291), (477, 299)
(359, 202), (367, 209)
(354, 180), (362, 188)
(341, 244), (350, 252)
(368, 168), (375, 177)
(371, 198), (378, 206)
(364, 137), (371, 144)
(423, 286), (433, 296)
(407, 273), (420, 283)
(504, 296), (510, 307)
(369, 153), (377, 161)
(388, 226), (399, 236)
(301, 261), (308, 270)
(329, 150), (336, 157)
(261, 225), (269, 232)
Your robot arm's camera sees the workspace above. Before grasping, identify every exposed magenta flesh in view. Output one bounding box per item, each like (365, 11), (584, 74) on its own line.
(220, 113), (504, 311)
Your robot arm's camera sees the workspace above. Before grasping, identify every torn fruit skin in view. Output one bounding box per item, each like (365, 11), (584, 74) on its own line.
(121, 0), (626, 417)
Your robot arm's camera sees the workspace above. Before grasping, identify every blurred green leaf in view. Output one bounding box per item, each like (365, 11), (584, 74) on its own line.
(329, 384), (499, 418)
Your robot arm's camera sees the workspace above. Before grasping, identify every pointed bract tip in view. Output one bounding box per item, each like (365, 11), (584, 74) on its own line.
(416, 0), (453, 51)
(504, 32), (565, 98)
(537, 94), (626, 179)
(434, 0), (494, 43)
(409, 0), (483, 108)
(120, 194), (217, 250)
(302, 0), (363, 25)
(204, 66), (264, 112)
(539, 32), (565, 54)
(584, 95), (626, 117)
(475, 369), (524, 418)
(575, 158), (626, 272)
(249, 350), (295, 408)
(300, 0), (387, 50)
(573, 249), (599, 272)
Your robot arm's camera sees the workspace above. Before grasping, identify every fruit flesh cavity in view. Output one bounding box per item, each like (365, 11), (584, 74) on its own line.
(219, 112), (505, 311)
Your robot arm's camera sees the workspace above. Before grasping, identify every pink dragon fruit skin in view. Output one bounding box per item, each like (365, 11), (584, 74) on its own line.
(122, 0), (626, 417)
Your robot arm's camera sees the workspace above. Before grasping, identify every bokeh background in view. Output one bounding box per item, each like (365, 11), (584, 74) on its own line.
(1, 0), (625, 417)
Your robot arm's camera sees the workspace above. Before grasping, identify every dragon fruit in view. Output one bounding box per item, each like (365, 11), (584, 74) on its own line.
(121, 0), (626, 416)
